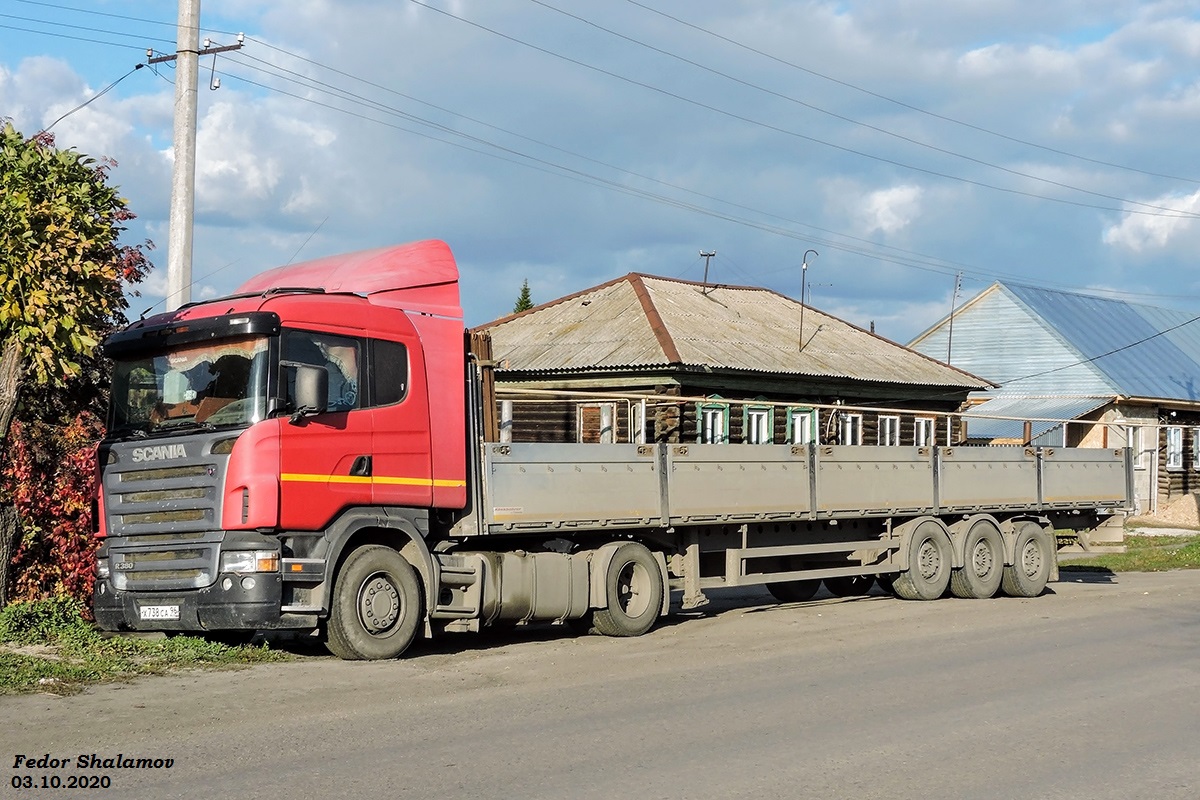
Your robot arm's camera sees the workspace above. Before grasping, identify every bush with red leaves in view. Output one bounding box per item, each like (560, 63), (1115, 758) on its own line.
(3, 413), (103, 608)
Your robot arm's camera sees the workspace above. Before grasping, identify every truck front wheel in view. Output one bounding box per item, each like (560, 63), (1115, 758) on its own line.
(325, 545), (423, 660)
(591, 543), (664, 637)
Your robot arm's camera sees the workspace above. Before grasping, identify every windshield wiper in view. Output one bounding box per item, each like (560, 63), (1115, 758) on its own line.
(109, 425), (149, 440)
(158, 420), (216, 435)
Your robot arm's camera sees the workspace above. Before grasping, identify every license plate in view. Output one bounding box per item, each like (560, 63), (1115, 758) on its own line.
(139, 605), (180, 621)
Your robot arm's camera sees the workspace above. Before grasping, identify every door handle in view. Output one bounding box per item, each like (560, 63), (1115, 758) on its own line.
(350, 455), (373, 477)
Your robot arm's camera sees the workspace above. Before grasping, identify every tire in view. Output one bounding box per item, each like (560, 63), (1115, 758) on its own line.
(1002, 523), (1053, 598)
(949, 519), (1004, 599)
(892, 521), (952, 601)
(591, 543), (664, 637)
(823, 575), (875, 597)
(325, 545), (423, 660)
(767, 579), (822, 603)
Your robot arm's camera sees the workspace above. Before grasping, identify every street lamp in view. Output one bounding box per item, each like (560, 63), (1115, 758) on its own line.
(799, 249), (818, 352)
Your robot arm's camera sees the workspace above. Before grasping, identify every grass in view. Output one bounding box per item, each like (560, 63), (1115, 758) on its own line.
(1059, 534), (1200, 573)
(0, 596), (288, 696)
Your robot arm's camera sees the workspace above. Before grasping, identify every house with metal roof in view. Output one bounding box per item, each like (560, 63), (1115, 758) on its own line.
(476, 273), (990, 449)
(909, 281), (1200, 515)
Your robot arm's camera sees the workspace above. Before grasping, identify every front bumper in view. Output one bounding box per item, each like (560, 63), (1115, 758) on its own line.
(93, 571), (291, 631)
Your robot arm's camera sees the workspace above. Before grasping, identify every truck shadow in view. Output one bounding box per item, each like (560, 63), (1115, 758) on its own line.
(1057, 566), (1118, 584)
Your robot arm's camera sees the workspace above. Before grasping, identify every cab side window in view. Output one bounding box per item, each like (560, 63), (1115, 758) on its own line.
(371, 339), (408, 406)
(282, 330), (362, 412)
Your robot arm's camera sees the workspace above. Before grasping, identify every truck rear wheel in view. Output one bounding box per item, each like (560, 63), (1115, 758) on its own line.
(591, 543), (663, 637)
(892, 521), (952, 601)
(949, 519), (1004, 599)
(325, 545), (423, 660)
(767, 579), (821, 603)
(1001, 523), (1053, 598)
(824, 575), (875, 597)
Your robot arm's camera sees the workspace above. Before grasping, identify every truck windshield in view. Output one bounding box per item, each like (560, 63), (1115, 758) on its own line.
(109, 336), (270, 437)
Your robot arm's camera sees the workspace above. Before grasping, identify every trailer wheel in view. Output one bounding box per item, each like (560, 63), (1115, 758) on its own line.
(949, 519), (1004, 599)
(591, 543), (663, 637)
(892, 521), (952, 601)
(1001, 523), (1053, 598)
(823, 575), (875, 597)
(325, 545), (423, 660)
(767, 579), (822, 603)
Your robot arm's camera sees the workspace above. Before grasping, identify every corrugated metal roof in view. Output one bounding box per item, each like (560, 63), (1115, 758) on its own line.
(1005, 284), (1200, 401)
(481, 274), (990, 388)
(909, 286), (1118, 395)
(963, 395), (1112, 440)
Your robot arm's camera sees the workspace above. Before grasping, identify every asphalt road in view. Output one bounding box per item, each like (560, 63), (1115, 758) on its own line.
(4, 570), (1199, 800)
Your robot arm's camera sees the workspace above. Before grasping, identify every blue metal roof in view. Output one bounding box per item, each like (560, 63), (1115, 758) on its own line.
(963, 395), (1111, 440)
(1003, 284), (1200, 402)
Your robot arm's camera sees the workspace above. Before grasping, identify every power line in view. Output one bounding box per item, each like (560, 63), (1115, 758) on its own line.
(526, 0), (1199, 220)
(405, 0), (1198, 221)
(622, 0), (1200, 186)
(41, 63), (146, 132)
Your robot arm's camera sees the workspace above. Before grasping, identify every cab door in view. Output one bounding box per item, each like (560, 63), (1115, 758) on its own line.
(366, 307), (434, 509)
(277, 328), (374, 531)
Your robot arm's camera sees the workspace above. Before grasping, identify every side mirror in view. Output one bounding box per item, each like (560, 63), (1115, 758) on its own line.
(283, 362), (328, 423)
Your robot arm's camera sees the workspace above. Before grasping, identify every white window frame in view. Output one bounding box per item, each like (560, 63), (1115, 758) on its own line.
(914, 417), (935, 447)
(840, 413), (863, 446)
(1193, 427), (1200, 470)
(699, 402), (729, 444)
(790, 408), (815, 445)
(1166, 425), (1183, 470)
(745, 406), (772, 445)
(1128, 425), (1148, 470)
(878, 415), (901, 446)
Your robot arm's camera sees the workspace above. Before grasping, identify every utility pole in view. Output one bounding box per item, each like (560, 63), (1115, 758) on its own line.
(699, 250), (716, 294)
(798, 249), (817, 352)
(946, 271), (963, 364)
(150, 0), (242, 311)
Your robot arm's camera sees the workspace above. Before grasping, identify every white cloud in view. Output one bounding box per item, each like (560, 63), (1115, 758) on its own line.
(859, 185), (924, 236)
(1102, 191), (1200, 251)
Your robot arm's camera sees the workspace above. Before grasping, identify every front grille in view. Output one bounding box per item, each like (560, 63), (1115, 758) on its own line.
(103, 433), (228, 537)
(109, 535), (222, 590)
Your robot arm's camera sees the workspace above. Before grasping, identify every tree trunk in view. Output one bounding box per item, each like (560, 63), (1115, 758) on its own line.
(0, 505), (17, 607)
(0, 336), (24, 606)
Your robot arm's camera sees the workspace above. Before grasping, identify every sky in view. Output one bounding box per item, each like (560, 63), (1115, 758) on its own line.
(2, 0), (1199, 344)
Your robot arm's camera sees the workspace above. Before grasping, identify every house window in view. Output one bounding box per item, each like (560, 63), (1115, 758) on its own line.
(579, 402), (615, 443)
(1128, 426), (1148, 470)
(1166, 426), (1183, 470)
(914, 417), (935, 447)
(840, 413), (862, 446)
(745, 406), (772, 444)
(699, 401), (729, 444)
(879, 415), (900, 446)
(1193, 428), (1200, 469)
(789, 408), (815, 445)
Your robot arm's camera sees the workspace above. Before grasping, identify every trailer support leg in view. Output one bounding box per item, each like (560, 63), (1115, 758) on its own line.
(681, 531), (708, 610)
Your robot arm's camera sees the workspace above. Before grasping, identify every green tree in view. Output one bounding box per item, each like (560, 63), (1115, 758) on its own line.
(513, 278), (533, 313)
(0, 121), (150, 604)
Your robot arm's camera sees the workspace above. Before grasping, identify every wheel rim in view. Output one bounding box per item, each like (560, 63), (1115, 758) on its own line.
(1020, 540), (1043, 578)
(917, 537), (942, 580)
(971, 539), (995, 578)
(357, 571), (403, 635)
(616, 561), (652, 617)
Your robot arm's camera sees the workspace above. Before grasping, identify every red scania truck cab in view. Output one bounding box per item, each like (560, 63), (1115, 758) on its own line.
(94, 241), (469, 656)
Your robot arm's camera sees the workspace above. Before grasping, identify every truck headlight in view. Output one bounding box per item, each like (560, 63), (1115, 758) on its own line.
(220, 550), (280, 574)
(96, 558), (110, 580)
